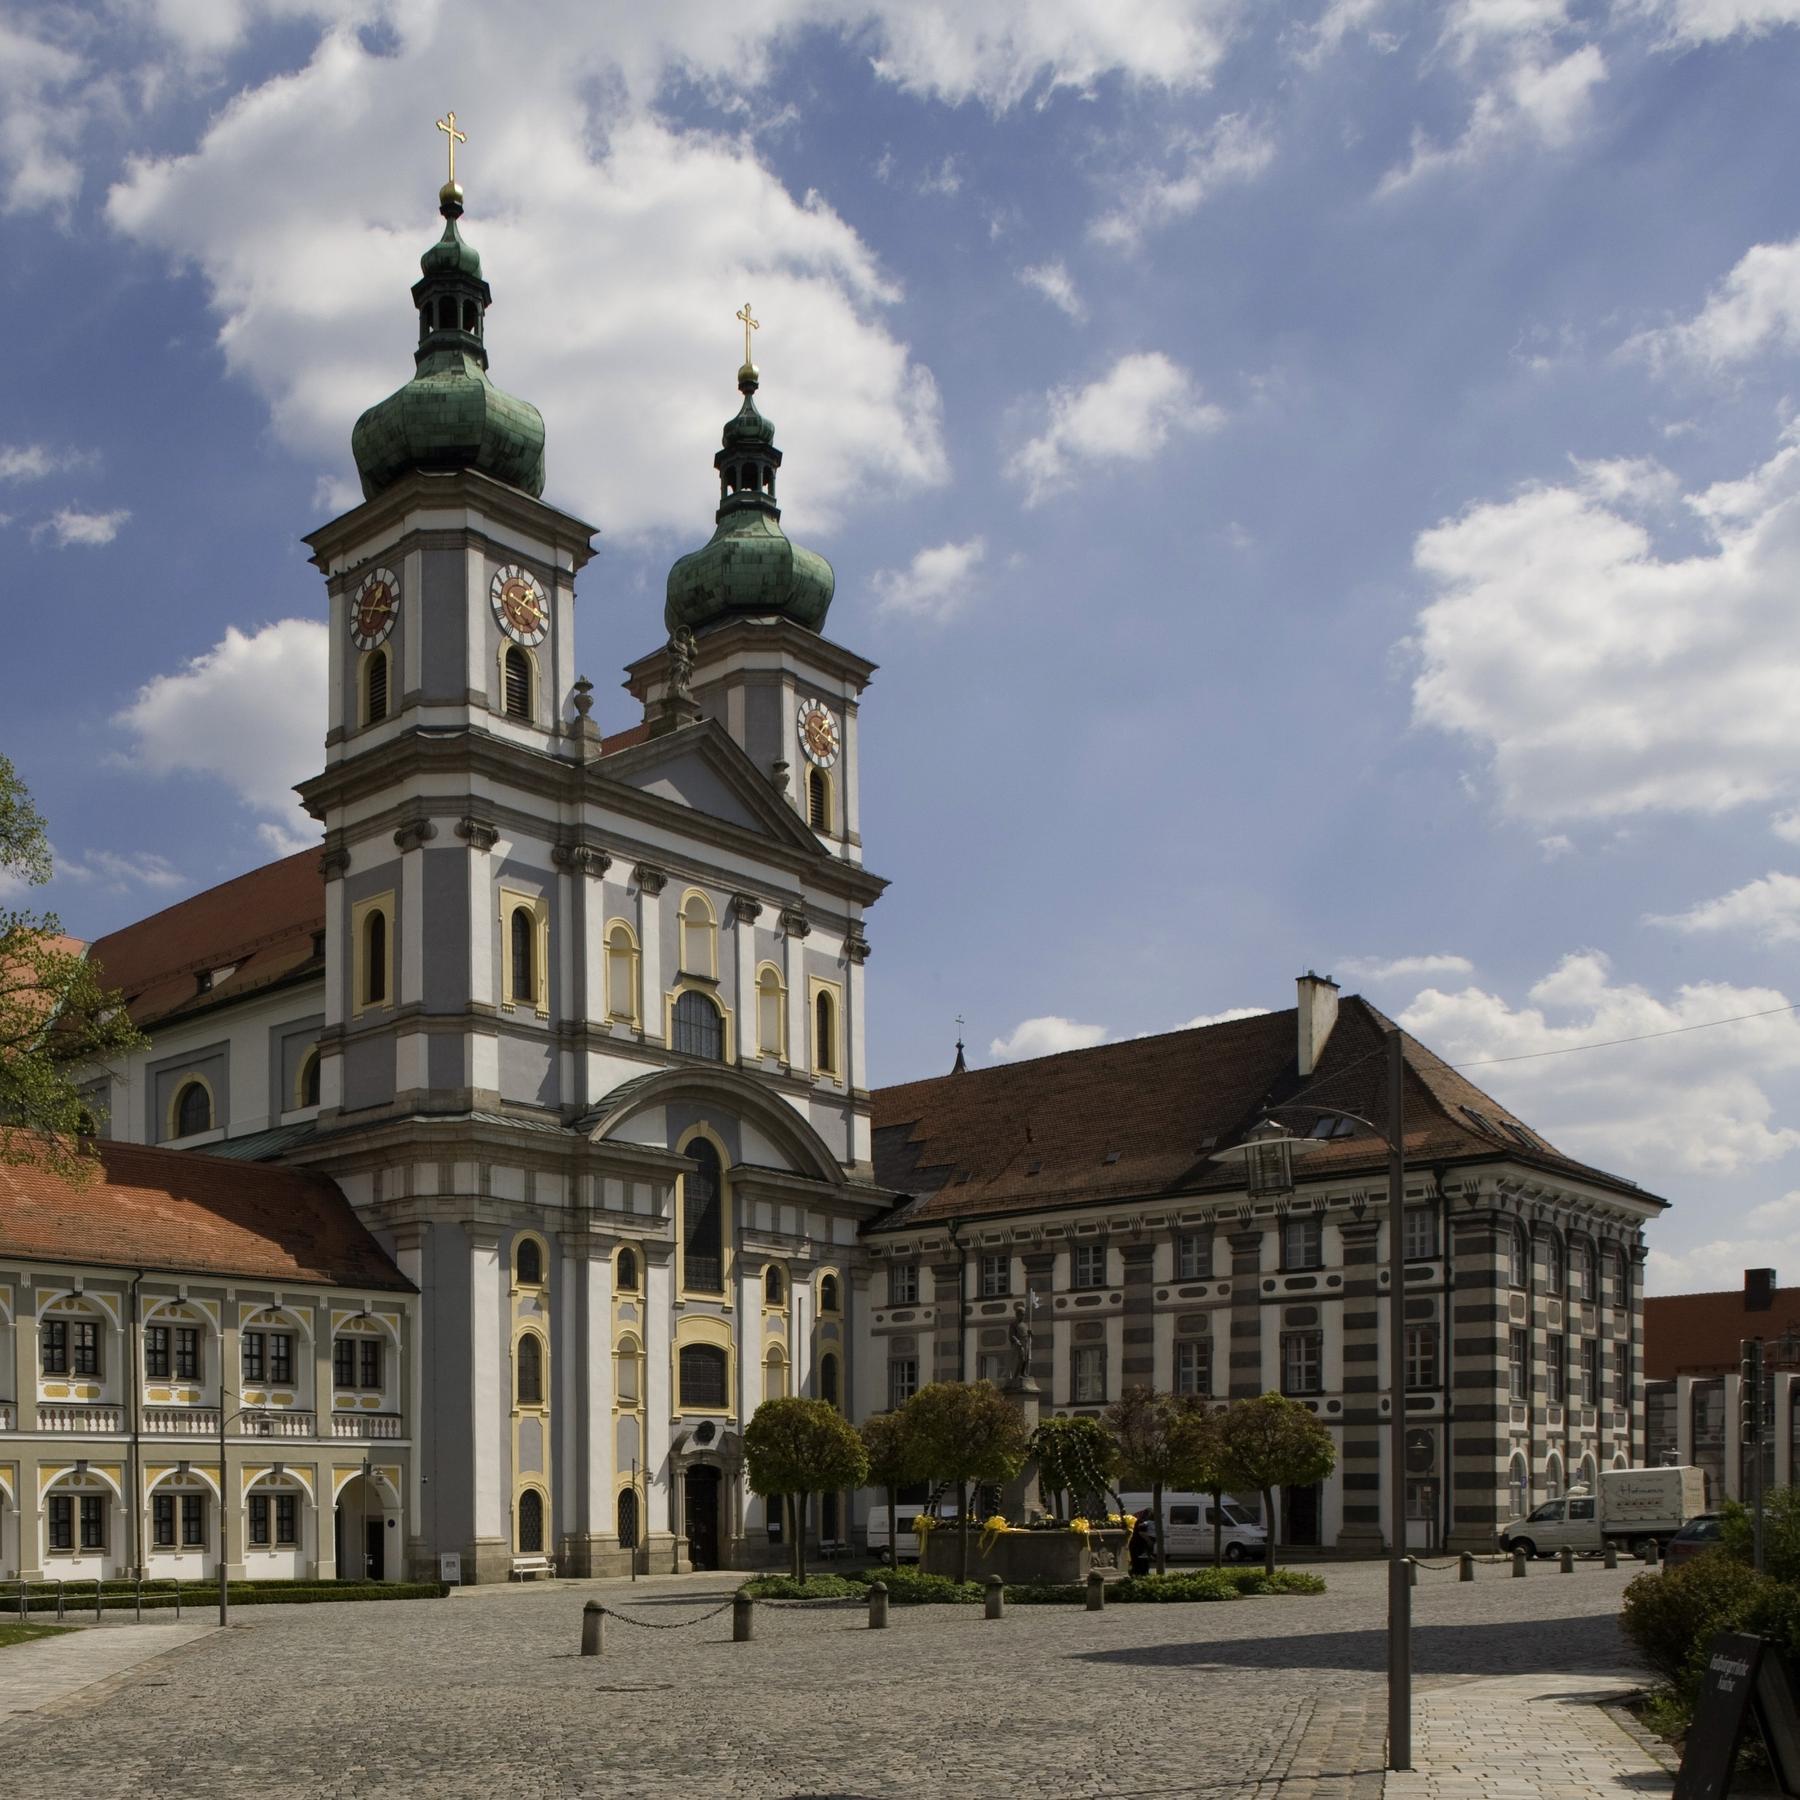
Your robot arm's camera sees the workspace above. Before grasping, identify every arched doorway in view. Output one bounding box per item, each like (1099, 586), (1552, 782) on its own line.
(334, 1473), (393, 1581)
(685, 1465), (721, 1570)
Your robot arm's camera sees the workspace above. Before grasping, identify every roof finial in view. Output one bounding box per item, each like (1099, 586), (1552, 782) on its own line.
(436, 109), (468, 214)
(952, 1014), (967, 1075)
(735, 299), (760, 389)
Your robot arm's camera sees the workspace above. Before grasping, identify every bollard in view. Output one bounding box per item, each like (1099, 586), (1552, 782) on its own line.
(1087, 1570), (1105, 1612)
(1603, 1542), (1618, 1571)
(868, 1580), (889, 1631)
(1407, 1558), (1418, 1588)
(94, 1580), (102, 1623)
(1644, 1540), (1660, 1569)
(580, 1600), (604, 1657)
(1459, 1553), (1474, 1583)
(985, 1575), (1005, 1621)
(1560, 1546), (1575, 1575)
(1512, 1547), (1527, 1578)
(733, 1589), (755, 1643)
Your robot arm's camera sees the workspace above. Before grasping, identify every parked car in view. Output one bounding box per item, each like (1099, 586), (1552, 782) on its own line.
(1498, 1465), (1708, 1559)
(1665, 1511), (1725, 1567)
(1116, 1492), (1268, 1564)
(864, 1501), (960, 1562)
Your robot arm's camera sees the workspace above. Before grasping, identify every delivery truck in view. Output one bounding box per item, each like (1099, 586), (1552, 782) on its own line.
(1497, 1464), (1709, 1559)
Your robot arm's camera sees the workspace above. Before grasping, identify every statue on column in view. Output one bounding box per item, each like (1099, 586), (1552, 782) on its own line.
(1008, 1300), (1034, 1386)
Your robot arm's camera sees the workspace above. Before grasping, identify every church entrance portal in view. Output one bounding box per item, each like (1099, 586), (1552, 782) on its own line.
(685, 1465), (721, 1570)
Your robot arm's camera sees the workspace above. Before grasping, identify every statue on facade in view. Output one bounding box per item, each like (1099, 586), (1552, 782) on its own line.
(1008, 1300), (1034, 1384)
(668, 625), (697, 701)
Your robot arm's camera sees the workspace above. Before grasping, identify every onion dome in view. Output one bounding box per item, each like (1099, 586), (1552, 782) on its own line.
(350, 182), (546, 501)
(664, 360), (835, 637)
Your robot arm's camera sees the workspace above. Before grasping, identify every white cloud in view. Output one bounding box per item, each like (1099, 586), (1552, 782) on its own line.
(1567, 454), (1679, 510)
(33, 506), (129, 547)
(113, 618), (327, 837)
(1773, 811), (1800, 845)
(57, 848), (186, 893)
(1410, 433), (1800, 823)
(1628, 0), (1800, 45)
(988, 1015), (1111, 1061)
(1442, 0), (1570, 60)
(1018, 260), (1086, 321)
(916, 155), (962, 197)
(1292, 0), (1399, 67)
(1539, 833), (1575, 859)
(0, 443), (93, 482)
(1089, 114), (1273, 247)
(1629, 236), (1800, 370)
(870, 537), (986, 623)
(1398, 951), (1800, 1178)
(1180, 1006), (1270, 1027)
(0, 13), (100, 215)
(1651, 872), (1800, 946)
(1647, 1190), (1800, 1295)
(1338, 953), (1475, 981)
(1008, 351), (1222, 506)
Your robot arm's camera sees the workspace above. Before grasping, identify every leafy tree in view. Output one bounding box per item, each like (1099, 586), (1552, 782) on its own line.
(1032, 1414), (1118, 1521)
(1217, 1392), (1337, 1576)
(0, 757), (144, 1179)
(860, 1409), (918, 1567)
(1108, 1387), (1187, 1574)
(902, 1381), (1031, 1580)
(1720, 1489), (1800, 1587)
(1170, 1400), (1232, 1566)
(744, 1397), (869, 1580)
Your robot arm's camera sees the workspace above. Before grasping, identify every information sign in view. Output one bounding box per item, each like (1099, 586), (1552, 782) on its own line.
(1676, 1632), (1800, 1800)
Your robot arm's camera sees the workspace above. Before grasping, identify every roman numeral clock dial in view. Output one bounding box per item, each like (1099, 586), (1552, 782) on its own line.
(491, 564), (548, 646)
(350, 567), (400, 649)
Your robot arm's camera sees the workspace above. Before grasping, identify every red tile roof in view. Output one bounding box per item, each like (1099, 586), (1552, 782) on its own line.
(871, 995), (1663, 1225)
(1644, 1285), (1800, 1380)
(0, 1135), (411, 1290)
(85, 850), (325, 1030)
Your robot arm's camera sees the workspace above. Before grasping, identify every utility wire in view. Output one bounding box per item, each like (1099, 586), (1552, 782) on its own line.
(1448, 1000), (1800, 1068)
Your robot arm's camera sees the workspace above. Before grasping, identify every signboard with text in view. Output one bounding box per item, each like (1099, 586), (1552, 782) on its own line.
(1676, 1632), (1800, 1800)
(439, 1552), (462, 1585)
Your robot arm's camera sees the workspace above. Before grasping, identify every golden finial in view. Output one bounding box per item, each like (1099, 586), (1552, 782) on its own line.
(736, 300), (760, 378)
(436, 110), (467, 205)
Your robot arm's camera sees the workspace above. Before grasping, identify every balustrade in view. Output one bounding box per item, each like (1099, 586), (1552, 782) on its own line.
(0, 1401), (12, 1431)
(36, 1403), (124, 1432)
(332, 1411), (402, 1439)
(142, 1406), (221, 1436)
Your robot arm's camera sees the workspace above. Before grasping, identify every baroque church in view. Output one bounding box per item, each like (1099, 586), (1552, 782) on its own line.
(0, 163), (1667, 1585)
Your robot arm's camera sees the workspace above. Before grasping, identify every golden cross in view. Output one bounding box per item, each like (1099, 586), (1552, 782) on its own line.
(736, 300), (759, 365)
(436, 111), (467, 184)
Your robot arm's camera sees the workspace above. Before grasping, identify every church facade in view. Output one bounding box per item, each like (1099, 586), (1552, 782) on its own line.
(32, 175), (1669, 1578)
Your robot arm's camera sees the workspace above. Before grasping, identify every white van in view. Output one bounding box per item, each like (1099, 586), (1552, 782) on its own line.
(864, 1501), (959, 1562)
(1118, 1492), (1268, 1564)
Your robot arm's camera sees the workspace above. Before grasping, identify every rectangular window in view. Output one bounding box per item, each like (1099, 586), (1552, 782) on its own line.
(979, 1253), (1010, 1299)
(889, 1265), (919, 1306)
(180, 1494), (206, 1548)
(888, 1357), (919, 1409)
(241, 1332), (265, 1383)
(1510, 1232), (1529, 1288)
(73, 1321), (100, 1376)
(1581, 1338), (1600, 1406)
(1282, 1218), (1323, 1271)
(145, 1325), (171, 1379)
(79, 1495), (106, 1551)
(1176, 1234), (1211, 1281)
(41, 1319), (67, 1375)
(1578, 1246), (1598, 1305)
(359, 1338), (382, 1390)
(1072, 1243), (1107, 1289)
(152, 1494), (176, 1548)
(1509, 1328), (1530, 1402)
(1404, 1324), (1437, 1390)
(1402, 1208), (1437, 1261)
(269, 1333), (294, 1385)
(48, 1496), (73, 1552)
(1175, 1338), (1209, 1396)
(1281, 1331), (1322, 1395)
(248, 1495), (271, 1548)
(976, 1352), (1005, 1384)
(1547, 1336), (1566, 1406)
(276, 1493), (299, 1546)
(174, 1327), (200, 1382)
(1072, 1344), (1107, 1404)
(333, 1337), (356, 1388)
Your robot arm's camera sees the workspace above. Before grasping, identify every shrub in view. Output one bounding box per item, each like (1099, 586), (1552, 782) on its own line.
(846, 1566), (982, 1604)
(738, 1574), (861, 1600)
(1231, 1569), (1327, 1596)
(1622, 1557), (1771, 1691)
(1719, 1489), (1800, 1588)
(1111, 1570), (1243, 1603)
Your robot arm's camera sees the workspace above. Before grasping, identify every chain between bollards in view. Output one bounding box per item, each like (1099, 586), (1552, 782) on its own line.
(868, 1580), (888, 1630)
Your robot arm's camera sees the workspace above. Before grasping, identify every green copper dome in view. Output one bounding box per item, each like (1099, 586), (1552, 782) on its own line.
(351, 186), (545, 501)
(665, 365), (834, 636)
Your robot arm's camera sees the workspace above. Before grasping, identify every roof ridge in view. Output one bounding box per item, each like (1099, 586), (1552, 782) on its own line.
(87, 847), (319, 953)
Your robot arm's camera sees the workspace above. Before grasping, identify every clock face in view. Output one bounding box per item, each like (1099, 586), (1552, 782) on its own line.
(350, 567), (400, 650)
(490, 564), (549, 646)
(797, 698), (840, 769)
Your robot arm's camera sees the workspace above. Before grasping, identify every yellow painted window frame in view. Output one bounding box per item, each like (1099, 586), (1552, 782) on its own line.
(293, 1044), (321, 1111)
(612, 1329), (645, 1411)
(165, 1072), (217, 1141)
(671, 1312), (736, 1419)
(496, 639), (540, 725)
(511, 1324), (550, 1414)
(513, 1480), (550, 1555)
(613, 1242), (642, 1295)
(754, 960), (787, 1062)
(358, 645), (391, 728)
(664, 980), (734, 1063)
(603, 917), (642, 1029)
(349, 892), (395, 1018)
(763, 1343), (789, 1403)
(761, 1259), (789, 1313)
(511, 1230), (549, 1292)
(675, 1123), (733, 1303)
(807, 975), (843, 1081)
(677, 887), (718, 980)
(815, 1265), (843, 1318)
(499, 886), (550, 1019)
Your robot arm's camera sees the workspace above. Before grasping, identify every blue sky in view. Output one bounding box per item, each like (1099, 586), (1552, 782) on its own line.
(8, 0), (1800, 1294)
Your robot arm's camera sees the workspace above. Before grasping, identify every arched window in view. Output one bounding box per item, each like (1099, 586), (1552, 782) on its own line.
(518, 1488), (544, 1553)
(616, 1487), (639, 1549)
(616, 1246), (639, 1293)
(1509, 1453), (1529, 1520)
(364, 648), (389, 725)
(1545, 1234), (1564, 1294)
(516, 1333), (545, 1407)
(807, 765), (829, 831)
(756, 964), (785, 1060)
(764, 1264), (784, 1307)
(509, 905), (535, 1005)
(615, 1336), (641, 1404)
(819, 1272), (841, 1315)
(819, 1351), (840, 1409)
(678, 892), (716, 977)
(515, 1238), (543, 1287)
(605, 921), (640, 1024)
(503, 646), (532, 721)
(173, 1080), (212, 1138)
(764, 1347), (787, 1403)
(298, 1048), (321, 1109)
(1544, 1453), (1563, 1500)
(673, 989), (723, 1061)
(682, 1138), (724, 1292)
(814, 986), (837, 1077)
(364, 909), (388, 1007)
(679, 1343), (728, 1410)
(1509, 1228), (1528, 1288)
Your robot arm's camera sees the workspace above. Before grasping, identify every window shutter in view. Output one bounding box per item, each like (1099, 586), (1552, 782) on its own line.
(504, 647), (531, 719)
(365, 650), (388, 723)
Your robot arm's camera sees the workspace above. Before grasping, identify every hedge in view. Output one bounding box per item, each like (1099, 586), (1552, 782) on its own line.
(834, 1565), (1327, 1606)
(9, 1580), (448, 1614)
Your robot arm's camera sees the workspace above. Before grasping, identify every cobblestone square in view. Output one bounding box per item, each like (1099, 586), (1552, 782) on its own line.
(0, 1560), (1665, 1798)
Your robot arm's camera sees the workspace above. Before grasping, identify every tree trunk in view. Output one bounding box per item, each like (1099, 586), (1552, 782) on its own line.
(885, 1482), (898, 1566)
(1262, 1487), (1276, 1577)
(957, 1480), (970, 1583)
(1154, 1480), (1167, 1576)
(1211, 1487), (1223, 1567)
(790, 1494), (806, 1581)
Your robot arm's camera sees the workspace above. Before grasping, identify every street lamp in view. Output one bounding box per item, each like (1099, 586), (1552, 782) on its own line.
(218, 1389), (272, 1626)
(1211, 1027), (1412, 1771)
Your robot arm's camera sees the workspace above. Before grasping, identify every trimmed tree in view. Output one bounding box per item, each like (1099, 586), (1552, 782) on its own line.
(1108, 1387), (1186, 1574)
(860, 1409), (917, 1567)
(1032, 1414), (1118, 1521)
(1170, 1399), (1231, 1566)
(0, 756), (144, 1180)
(744, 1397), (869, 1580)
(902, 1380), (1031, 1581)
(1217, 1392), (1338, 1576)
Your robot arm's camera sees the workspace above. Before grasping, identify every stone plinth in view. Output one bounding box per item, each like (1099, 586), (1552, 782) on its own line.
(1000, 1376), (1043, 1521)
(922, 1527), (1092, 1585)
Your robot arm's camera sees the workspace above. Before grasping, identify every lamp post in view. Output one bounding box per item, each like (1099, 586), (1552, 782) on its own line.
(217, 1390), (269, 1626)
